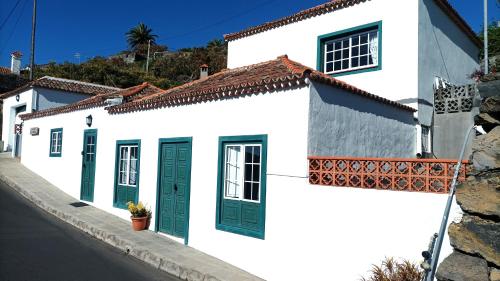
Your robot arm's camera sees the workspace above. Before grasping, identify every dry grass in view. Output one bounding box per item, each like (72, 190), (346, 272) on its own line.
(360, 257), (424, 281)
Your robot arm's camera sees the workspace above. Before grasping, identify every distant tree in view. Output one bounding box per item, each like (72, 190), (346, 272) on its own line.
(126, 23), (158, 51)
(478, 23), (500, 59)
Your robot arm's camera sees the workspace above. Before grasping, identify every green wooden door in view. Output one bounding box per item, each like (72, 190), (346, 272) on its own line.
(158, 141), (191, 239)
(81, 130), (97, 202)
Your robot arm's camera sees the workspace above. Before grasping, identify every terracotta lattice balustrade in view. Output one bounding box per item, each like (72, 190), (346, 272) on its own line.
(308, 157), (468, 193)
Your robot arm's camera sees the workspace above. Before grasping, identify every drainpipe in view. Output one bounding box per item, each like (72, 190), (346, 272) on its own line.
(424, 125), (477, 281)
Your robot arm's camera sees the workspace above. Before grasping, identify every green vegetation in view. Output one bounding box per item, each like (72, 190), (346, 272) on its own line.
(2, 23), (227, 91)
(32, 36), (227, 89)
(360, 257), (423, 281)
(479, 23), (500, 60)
(126, 23), (158, 51)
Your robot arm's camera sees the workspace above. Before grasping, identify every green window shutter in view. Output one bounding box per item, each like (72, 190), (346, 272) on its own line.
(49, 128), (63, 157)
(216, 135), (267, 239)
(113, 140), (141, 209)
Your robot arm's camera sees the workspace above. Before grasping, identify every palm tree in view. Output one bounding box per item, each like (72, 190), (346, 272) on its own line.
(126, 23), (158, 50)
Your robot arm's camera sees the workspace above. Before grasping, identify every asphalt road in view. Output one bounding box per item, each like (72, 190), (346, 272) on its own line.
(0, 180), (182, 281)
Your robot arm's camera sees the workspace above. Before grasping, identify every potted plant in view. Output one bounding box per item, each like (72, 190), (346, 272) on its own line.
(145, 207), (152, 230)
(127, 201), (148, 231)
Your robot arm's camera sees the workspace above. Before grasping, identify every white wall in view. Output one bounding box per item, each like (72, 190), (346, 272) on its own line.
(1, 89), (34, 152)
(21, 85), (453, 280)
(227, 0), (419, 106)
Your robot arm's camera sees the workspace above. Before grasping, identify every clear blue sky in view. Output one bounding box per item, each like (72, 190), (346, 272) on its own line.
(0, 0), (498, 67)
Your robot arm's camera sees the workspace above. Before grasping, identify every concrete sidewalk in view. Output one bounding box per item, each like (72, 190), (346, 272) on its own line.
(0, 154), (263, 281)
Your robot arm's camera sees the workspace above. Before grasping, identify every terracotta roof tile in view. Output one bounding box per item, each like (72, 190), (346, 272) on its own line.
(0, 76), (120, 100)
(0, 67), (11, 75)
(224, 0), (481, 47)
(107, 55), (415, 114)
(20, 83), (162, 121)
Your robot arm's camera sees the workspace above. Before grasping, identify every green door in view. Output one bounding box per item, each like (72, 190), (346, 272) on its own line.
(81, 129), (97, 202)
(157, 139), (192, 241)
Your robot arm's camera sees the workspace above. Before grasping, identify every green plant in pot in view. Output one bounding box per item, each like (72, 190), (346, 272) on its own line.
(127, 201), (148, 231)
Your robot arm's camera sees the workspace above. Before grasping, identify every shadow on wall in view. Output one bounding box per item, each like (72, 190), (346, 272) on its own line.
(315, 83), (415, 126)
(308, 82), (417, 158)
(422, 0), (479, 64)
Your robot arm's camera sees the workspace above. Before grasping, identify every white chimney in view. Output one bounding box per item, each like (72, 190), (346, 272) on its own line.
(200, 64), (208, 79)
(11, 51), (22, 75)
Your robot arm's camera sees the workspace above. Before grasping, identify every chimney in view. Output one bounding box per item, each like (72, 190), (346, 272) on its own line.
(11, 51), (22, 75)
(200, 64), (208, 79)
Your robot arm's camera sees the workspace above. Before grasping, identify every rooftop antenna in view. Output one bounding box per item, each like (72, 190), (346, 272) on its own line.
(74, 52), (81, 64)
(29, 0), (37, 81)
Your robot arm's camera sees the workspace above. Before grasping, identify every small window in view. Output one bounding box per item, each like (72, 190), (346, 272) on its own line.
(49, 128), (63, 157)
(216, 135), (267, 239)
(318, 21), (382, 76)
(114, 140), (141, 209)
(223, 144), (262, 202)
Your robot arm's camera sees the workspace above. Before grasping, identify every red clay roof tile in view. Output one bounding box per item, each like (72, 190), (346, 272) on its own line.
(224, 0), (481, 47)
(0, 67), (11, 75)
(0, 76), (120, 100)
(20, 83), (161, 121)
(107, 55), (415, 114)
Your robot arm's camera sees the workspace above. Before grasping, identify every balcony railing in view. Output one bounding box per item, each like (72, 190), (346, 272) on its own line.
(308, 156), (468, 194)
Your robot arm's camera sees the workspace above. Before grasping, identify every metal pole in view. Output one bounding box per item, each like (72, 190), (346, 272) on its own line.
(146, 39), (151, 74)
(29, 0), (37, 81)
(484, 0), (489, 74)
(426, 125), (476, 281)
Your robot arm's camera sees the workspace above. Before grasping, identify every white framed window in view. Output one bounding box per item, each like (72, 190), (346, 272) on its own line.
(118, 145), (139, 186)
(324, 28), (379, 74)
(223, 144), (261, 203)
(49, 128), (63, 157)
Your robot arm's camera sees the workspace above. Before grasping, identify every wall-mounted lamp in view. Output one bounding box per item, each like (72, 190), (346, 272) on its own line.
(86, 115), (93, 127)
(15, 94), (20, 102)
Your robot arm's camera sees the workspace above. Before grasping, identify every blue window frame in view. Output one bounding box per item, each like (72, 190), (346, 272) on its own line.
(216, 135), (267, 239)
(113, 140), (141, 209)
(49, 128), (63, 157)
(317, 21), (382, 77)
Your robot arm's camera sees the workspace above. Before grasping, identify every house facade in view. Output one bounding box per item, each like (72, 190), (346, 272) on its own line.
(15, 0), (477, 280)
(226, 0), (480, 158)
(0, 76), (119, 156)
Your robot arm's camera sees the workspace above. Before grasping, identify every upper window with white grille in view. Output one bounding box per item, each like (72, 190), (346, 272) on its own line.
(318, 22), (381, 75)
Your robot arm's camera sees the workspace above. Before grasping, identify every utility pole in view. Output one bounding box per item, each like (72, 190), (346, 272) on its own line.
(29, 0), (37, 81)
(75, 53), (81, 64)
(146, 39), (151, 74)
(484, 0), (489, 74)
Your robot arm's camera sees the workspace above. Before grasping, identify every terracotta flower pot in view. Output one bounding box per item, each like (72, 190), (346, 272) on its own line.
(131, 216), (148, 231)
(145, 216), (151, 230)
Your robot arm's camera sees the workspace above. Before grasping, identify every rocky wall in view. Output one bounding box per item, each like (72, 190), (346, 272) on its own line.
(436, 74), (500, 281)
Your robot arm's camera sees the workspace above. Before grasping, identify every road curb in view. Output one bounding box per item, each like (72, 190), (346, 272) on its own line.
(0, 173), (224, 281)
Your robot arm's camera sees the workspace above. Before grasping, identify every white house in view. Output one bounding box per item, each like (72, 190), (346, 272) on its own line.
(0, 76), (119, 156)
(225, 0), (480, 158)
(16, 0), (475, 280)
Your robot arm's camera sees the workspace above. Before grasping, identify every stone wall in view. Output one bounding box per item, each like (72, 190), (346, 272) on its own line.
(436, 74), (500, 281)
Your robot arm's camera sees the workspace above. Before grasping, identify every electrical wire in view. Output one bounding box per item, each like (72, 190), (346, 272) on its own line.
(162, 0), (278, 40)
(0, 0), (29, 56)
(0, 0), (23, 31)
